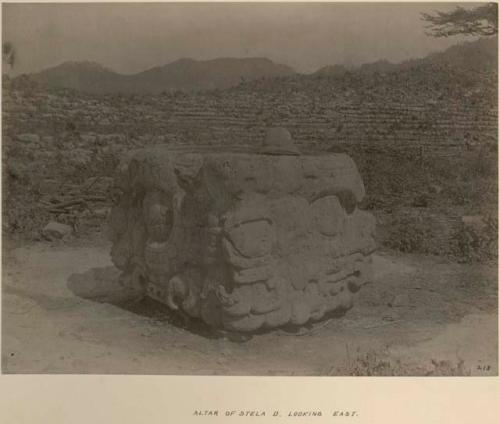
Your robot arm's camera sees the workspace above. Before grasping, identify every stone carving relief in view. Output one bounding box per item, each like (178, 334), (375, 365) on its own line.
(109, 129), (376, 331)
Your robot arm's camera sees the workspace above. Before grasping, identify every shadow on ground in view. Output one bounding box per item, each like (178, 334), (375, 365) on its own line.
(66, 266), (350, 343)
(66, 267), (255, 342)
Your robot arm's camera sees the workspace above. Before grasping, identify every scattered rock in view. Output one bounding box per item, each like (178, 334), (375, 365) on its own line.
(63, 148), (93, 167)
(411, 194), (428, 207)
(41, 135), (54, 144)
(461, 215), (486, 232)
(382, 314), (397, 322)
(93, 207), (110, 218)
(42, 222), (73, 240)
(389, 293), (410, 307)
(7, 162), (27, 180)
(373, 255), (415, 280)
(30, 230), (42, 241)
(83, 176), (114, 192)
(429, 184), (442, 194)
(80, 134), (97, 144)
(38, 179), (60, 195)
(17, 133), (40, 144)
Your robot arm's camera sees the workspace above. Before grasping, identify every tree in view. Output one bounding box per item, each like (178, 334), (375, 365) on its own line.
(2, 41), (15, 73)
(421, 3), (498, 37)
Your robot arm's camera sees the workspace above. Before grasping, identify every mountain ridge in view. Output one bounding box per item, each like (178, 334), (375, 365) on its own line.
(314, 36), (497, 76)
(18, 36), (498, 94)
(28, 57), (295, 94)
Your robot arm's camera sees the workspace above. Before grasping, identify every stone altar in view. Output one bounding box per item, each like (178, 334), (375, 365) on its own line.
(108, 128), (376, 332)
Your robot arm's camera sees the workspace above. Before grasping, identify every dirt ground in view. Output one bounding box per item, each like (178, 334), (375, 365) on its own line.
(2, 236), (497, 376)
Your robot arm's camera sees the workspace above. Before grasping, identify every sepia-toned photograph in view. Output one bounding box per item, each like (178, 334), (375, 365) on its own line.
(1, 1), (498, 376)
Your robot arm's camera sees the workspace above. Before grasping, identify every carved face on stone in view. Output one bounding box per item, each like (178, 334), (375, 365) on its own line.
(143, 190), (174, 243)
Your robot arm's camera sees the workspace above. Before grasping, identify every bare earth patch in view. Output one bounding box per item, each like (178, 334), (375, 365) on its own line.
(2, 238), (497, 376)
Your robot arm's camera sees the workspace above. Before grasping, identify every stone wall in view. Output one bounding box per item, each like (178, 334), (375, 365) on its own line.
(3, 64), (497, 157)
(2, 65), (497, 260)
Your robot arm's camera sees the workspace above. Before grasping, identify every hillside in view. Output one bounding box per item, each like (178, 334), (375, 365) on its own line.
(3, 36), (497, 260)
(7, 37), (497, 150)
(27, 57), (295, 94)
(30, 61), (123, 94)
(21, 37), (497, 94)
(315, 36), (497, 76)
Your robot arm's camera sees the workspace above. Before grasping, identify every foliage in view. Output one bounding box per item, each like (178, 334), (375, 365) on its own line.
(333, 350), (471, 376)
(2, 41), (15, 68)
(421, 3), (498, 37)
(382, 212), (433, 254)
(453, 213), (498, 263)
(347, 145), (497, 261)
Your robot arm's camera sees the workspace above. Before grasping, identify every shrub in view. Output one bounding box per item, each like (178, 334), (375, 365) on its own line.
(454, 213), (498, 263)
(382, 212), (433, 253)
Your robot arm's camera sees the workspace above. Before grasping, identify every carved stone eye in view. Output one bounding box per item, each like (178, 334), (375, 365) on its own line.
(311, 195), (346, 237)
(226, 219), (274, 258)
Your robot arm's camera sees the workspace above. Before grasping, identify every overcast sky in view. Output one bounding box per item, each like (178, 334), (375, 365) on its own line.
(3, 2), (480, 75)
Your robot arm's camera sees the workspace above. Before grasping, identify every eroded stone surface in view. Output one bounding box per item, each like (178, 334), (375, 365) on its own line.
(109, 142), (376, 332)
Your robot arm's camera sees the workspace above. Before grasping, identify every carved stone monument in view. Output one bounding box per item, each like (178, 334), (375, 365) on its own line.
(109, 128), (376, 331)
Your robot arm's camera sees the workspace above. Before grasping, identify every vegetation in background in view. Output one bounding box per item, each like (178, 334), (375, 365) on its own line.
(422, 3), (498, 37)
